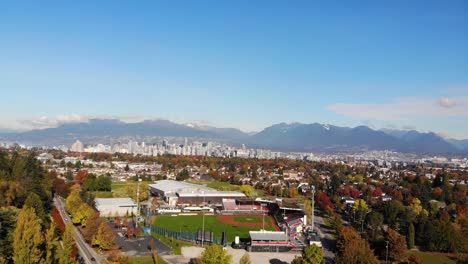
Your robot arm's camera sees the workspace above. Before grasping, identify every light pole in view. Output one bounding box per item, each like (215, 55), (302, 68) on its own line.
(202, 191), (205, 246)
(311, 186), (315, 231)
(136, 175), (141, 228)
(261, 203), (267, 231)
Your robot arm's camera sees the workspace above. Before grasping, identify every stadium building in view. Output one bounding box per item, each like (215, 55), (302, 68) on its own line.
(149, 180), (245, 206)
(248, 231), (291, 252)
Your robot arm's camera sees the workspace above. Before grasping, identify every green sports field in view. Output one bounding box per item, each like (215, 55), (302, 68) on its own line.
(153, 215), (276, 242)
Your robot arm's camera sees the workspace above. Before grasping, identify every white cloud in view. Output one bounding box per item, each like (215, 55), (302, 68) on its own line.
(438, 97), (457, 108)
(327, 96), (468, 121)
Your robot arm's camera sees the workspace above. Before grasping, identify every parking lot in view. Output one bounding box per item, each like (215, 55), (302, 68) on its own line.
(108, 220), (171, 257)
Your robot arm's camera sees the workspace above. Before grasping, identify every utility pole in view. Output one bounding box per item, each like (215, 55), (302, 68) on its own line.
(385, 240), (389, 264)
(311, 186), (315, 231)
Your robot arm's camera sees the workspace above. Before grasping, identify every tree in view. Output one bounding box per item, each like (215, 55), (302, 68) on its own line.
(367, 211), (383, 240)
(176, 169), (189, 181)
(408, 222), (415, 249)
(387, 228), (407, 262)
(239, 253), (251, 264)
(304, 199), (313, 223)
(200, 245), (232, 264)
(335, 238), (379, 264)
(13, 206), (45, 264)
(240, 185), (254, 197)
(384, 200), (404, 228)
(65, 188), (83, 216)
(93, 222), (115, 250)
(148, 239), (155, 250)
(82, 212), (102, 243)
(302, 244), (323, 264)
(44, 223), (58, 264)
(58, 223), (78, 264)
(72, 203), (95, 227)
(0, 207), (18, 262)
(24, 192), (47, 224)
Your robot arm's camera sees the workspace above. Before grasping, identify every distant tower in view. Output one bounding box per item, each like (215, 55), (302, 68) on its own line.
(70, 140), (84, 152)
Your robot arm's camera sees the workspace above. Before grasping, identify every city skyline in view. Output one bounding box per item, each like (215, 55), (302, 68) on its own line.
(1, 1), (467, 138)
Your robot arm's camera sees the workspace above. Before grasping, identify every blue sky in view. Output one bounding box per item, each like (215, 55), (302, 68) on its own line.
(1, 1), (467, 138)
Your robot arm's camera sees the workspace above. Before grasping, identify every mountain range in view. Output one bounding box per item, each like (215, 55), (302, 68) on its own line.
(0, 119), (466, 155)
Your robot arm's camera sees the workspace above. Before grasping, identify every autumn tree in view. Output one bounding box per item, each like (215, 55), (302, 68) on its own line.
(335, 238), (379, 264)
(387, 228), (407, 262)
(82, 212), (102, 243)
(13, 206), (45, 263)
(335, 226), (379, 264)
(44, 223), (58, 264)
(239, 253), (251, 264)
(240, 185), (254, 197)
(93, 222), (115, 250)
(302, 244), (323, 264)
(201, 245), (232, 264)
(58, 223), (78, 264)
(65, 188), (83, 216)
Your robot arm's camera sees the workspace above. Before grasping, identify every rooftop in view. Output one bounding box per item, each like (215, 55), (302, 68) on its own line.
(95, 198), (137, 207)
(249, 231), (289, 241)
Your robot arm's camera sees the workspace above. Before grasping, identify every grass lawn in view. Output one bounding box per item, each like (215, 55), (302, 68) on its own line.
(108, 181), (152, 198)
(151, 232), (192, 255)
(94, 191), (114, 198)
(153, 215), (276, 242)
(234, 215), (269, 224)
(407, 252), (457, 264)
(131, 256), (168, 264)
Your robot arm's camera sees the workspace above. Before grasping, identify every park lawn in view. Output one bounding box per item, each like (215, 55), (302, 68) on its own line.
(110, 181), (152, 198)
(131, 256), (168, 264)
(153, 215), (276, 242)
(407, 252), (457, 264)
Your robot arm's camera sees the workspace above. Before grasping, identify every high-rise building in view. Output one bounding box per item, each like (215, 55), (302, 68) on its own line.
(70, 140), (84, 152)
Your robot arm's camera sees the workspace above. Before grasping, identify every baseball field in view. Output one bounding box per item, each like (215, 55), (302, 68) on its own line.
(153, 214), (280, 242)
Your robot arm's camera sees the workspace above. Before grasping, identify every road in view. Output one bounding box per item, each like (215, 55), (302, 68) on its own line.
(54, 196), (102, 264)
(314, 209), (336, 264)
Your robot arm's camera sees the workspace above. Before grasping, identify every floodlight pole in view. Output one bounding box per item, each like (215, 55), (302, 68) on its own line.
(311, 186), (315, 231)
(202, 191), (205, 246)
(136, 175), (141, 228)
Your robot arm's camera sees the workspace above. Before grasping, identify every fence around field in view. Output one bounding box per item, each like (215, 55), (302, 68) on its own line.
(151, 225), (223, 245)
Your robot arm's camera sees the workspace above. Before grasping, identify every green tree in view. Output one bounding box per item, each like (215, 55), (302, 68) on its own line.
(176, 169), (189, 181)
(201, 245), (232, 264)
(24, 192), (47, 224)
(302, 244), (324, 264)
(408, 223), (415, 249)
(239, 253), (251, 264)
(0, 207), (18, 262)
(367, 211), (383, 240)
(304, 199), (313, 223)
(13, 207), (45, 264)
